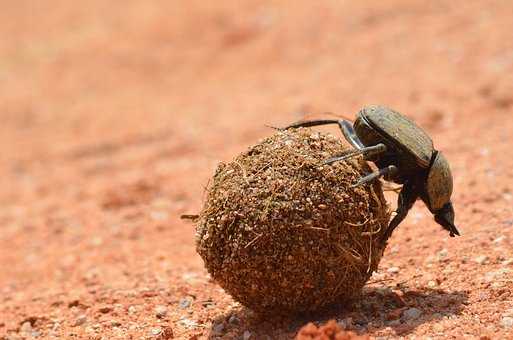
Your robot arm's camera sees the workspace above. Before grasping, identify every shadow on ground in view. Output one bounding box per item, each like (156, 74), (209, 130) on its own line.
(207, 286), (468, 339)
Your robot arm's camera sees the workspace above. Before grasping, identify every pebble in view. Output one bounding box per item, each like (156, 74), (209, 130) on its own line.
(387, 267), (400, 274)
(502, 258), (513, 266)
(474, 255), (489, 265)
(98, 305), (113, 314)
(74, 315), (87, 327)
(151, 327), (162, 336)
(484, 268), (511, 282)
(427, 280), (437, 288)
(493, 235), (506, 243)
(110, 321), (122, 327)
(228, 315), (240, 325)
(386, 308), (404, 320)
(402, 308), (423, 321)
(337, 317), (353, 329)
(128, 305), (137, 314)
(243, 330), (252, 340)
(179, 297), (192, 309)
(179, 318), (198, 329)
(155, 305), (168, 318)
(212, 322), (225, 334)
(501, 316), (513, 329)
(433, 323), (445, 332)
(20, 321), (33, 333)
(387, 319), (401, 326)
(437, 249), (448, 259)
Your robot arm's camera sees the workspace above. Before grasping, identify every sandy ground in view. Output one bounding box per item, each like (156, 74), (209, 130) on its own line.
(1, 1), (513, 339)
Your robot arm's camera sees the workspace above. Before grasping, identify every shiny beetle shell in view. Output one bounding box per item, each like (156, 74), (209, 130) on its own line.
(360, 105), (434, 168)
(426, 151), (453, 211)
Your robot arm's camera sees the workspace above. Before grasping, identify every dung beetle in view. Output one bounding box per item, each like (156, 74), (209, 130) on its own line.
(283, 105), (460, 242)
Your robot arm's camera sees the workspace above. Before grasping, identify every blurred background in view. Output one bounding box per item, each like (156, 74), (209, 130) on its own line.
(1, 1), (513, 338)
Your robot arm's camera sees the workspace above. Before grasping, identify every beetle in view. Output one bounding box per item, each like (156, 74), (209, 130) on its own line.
(282, 105), (460, 243)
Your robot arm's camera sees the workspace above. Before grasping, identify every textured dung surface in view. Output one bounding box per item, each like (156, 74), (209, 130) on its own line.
(196, 128), (390, 314)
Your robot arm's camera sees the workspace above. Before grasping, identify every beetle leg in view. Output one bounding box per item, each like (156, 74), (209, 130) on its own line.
(281, 119), (341, 130)
(338, 120), (365, 149)
(324, 143), (387, 164)
(281, 119), (365, 149)
(379, 181), (418, 244)
(352, 165), (398, 187)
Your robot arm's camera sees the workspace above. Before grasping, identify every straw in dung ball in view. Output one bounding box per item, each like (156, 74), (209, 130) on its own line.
(196, 128), (390, 314)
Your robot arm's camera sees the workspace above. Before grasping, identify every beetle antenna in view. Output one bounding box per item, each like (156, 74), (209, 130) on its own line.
(321, 111), (353, 121)
(264, 124), (281, 131)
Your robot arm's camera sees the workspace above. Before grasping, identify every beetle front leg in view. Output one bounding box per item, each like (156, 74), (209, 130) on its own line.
(380, 181), (418, 244)
(281, 119), (366, 150)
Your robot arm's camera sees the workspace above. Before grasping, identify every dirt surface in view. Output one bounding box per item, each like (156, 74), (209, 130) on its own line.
(1, 1), (512, 339)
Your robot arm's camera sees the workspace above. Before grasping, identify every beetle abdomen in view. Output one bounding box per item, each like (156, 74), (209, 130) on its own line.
(425, 151), (453, 211)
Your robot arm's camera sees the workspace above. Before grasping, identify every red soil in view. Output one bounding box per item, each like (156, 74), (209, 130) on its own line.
(1, 1), (512, 339)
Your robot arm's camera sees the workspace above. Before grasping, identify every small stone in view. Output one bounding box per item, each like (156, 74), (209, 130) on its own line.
(20, 321), (33, 333)
(128, 306), (137, 314)
(493, 236), (506, 243)
(386, 308), (404, 320)
(501, 316), (513, 328)
(337, 317), (353, 329)
(387, 319), (401, 326)
(402, 308), (422, 321)
(74, 315), (87, 327)
(98, 306), (113, 314)
(212, 322), (225, 334)
(151, 327), (162, 336)
(5, 335), (22, 340)
(228, 315), (240, 325)
(427, 280), (437, 288)
(178, 318), (198, 329)
(155, 305), (168, 318)
(179, 297), (192, 309)
(474, 255), (489, 265)
(502, 258), (513, 266)
(492, 281), (505, 288)
(484, 268), (511, 282)
(433, 323), (445, 332)
(437, 249), (448, 259)
(243, 330), (252, 340)
(387, 267), (400, 274)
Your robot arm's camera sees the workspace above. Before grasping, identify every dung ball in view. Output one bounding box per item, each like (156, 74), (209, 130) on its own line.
(196, 128), (390, 314)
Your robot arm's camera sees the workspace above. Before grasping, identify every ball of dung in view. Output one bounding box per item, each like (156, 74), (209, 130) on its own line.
(196, 128), (390, 314)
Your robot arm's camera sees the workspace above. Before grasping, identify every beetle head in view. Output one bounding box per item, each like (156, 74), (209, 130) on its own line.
(425, 151), (460, 236)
